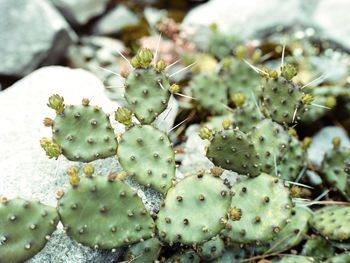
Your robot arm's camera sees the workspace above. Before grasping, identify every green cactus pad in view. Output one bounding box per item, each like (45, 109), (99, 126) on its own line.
(0, 198), (59, 263)
(323, 253), (350, 263)
(166, 250), (200, 263)
(197, 236), (225, 261)
(57, 175), (155, 249)
(262, 77), (307, 124)
(310, 206), (350, 242)
(301, 236), (335, 260)
(249, 119), (290, 174)
(224, 173), (292, 243)
(207, 31), (237, 60)
(52, 103), (117, 162)
(278, 136), (306, 181)
(321, 146), (350, 200)
(156, 174), (231, 245)
(117, 125), (175, 194)
(209, 244), (247, 263)
(123, 237), (161, 263)
(190, 73), (228, 115)
(272, 255), (316, 263)
(232, 103), (263, 133)
(206, 128), (261, 176)
(125, 68), (170, 124)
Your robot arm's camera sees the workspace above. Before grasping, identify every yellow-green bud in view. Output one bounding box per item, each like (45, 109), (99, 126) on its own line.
(268, 69), (278, 79)
(67, 166), (79, 177)
(221, 57), (232, 69)
(210, 23), (218, 33)
(302, 94), (314, 105)
(281, 64), (297, 80)
(252, 49), (262, 63)
(235, 45), (247, 60)
(83, 164), (94, 177)
(169, 84), (181, 94)
(199, 126), (213, 140)
(302, 137), (312, 150)
(222, 119), (231, 130)
(69, 174), (80, 187)
(131, 56), (140, 69)
(40, 137), (61, 159)
(115, 107), (132, 127)
(155, 59), (166, 72)
(332, 137), (341, 149)
(288, 128), (298, 138)
(47, 94), (65, 113)
(228, 207), (242, 221)
(138, 48), (154, 68)
(231, 92), (245, 108)
(325, 96), (337, 108)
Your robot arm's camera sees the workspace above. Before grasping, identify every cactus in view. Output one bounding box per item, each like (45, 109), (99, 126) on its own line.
(272, 255), (316, 263)
(156, 173), (231, 245)
(301, 236), (335, 260)
(123, 237), (161, 263)
(224, 173), (292, 243)
(207, 27), (237, 59)
(310, 205), (350, 242)
(249, 119), (291, 174)
(323, 253), (350, 263)
(0, 198), (59, 263)
(196, 235), (225, 261)
(232, 102), (264, 133)
(57, 174), (155, 249)
(321, 137), (350, 200)
(43, 96), (118, 162)
(205, 127), (261, 176)
(190, 73), (228, 115)
(125, 49), (171, 124)
(208, 244), (247, 263)
(117, 125), (175, 194)
(165, 250), (200, 263)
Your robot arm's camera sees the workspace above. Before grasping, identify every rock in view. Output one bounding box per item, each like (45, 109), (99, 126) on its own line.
(93, 5), (140, 35)
(182, 0), (315, 39)
(307, 126), (350, 167)
(0, 0), (75, 78)
(312, 0), (350, 51)
(0, 66), (157, 262)
(51, 0), (109, 25)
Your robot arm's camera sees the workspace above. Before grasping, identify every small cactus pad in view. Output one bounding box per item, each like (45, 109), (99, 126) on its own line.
(324, 253), (350, 263)
(197, 236), (225, 261)
(0, 198), (59, 263)
(321, 145), (350, 200)
(209, 245), (247, 263)
(249, 119), (290, 174)
(309, 206), (350, 242)
(123, 237), (161, 263)
(125, 68), (170, 124)
(57, 175), (155, 249)
(262, 77), (307, 124)
(190, 73), (228, 115)
(117, 125), (175, 194)
(301, 236), (334, 260)
(224, 173), (292, 243)
(232, 103), (263, 133)
(206, 128), (261, 176)
(272, 255), (316, 263)
(166, 250), (200, 263)
(156, 174), (231, 245)
(51, 102), (117, 162)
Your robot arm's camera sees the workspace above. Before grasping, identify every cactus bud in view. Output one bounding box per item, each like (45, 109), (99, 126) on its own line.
(69, 174), (80, 187)
(288, 128), (298, 138)
(252, 49), (262, 63)
(83, 164), (94, 177)
(222, 119), (231, 130)
(117, 171), (128, 181)
(131, 56), (140, 69)
(67, 166), (79, 177)
(40, 137), (61, 159)
(228, 207), (242, 221)
(332, 137), (341, 149)
(325, 96), (337, 108)
(235, 45), (247, 60)
(43, 117), (53, 127)
(138, 48), (154, 68)
(281, 64), (297, 80)
(221, 57), (232, 69)
(211, 166), (223, 177)
(115, 107), (132, 127)
(301, 94), (314, 105)
(121, 69), (129, 78)
(82, 98), (90, 106)
(231, 92), (245, 108)
(268, 69), (278, 79)
(47, 94), (65, 113)
(155, 59), (166, 72)
(209, 23), (218, 33)
(199, 126), (213, 140)
(169, 84), (181, 94)
(302, 137), (312, 150)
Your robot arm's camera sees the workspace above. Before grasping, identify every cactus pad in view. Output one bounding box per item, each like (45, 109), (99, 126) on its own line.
(51, 102), (117, 162)
(156, 174), (231, 245)
(0, 198), (59, 263)
(123, 237), (161, 263)
(57, 175), (155, 249)
(232, 103), (263, 133)
(197, 236), (225, 261)
(301, 236), (334, 260)
(224, 173), (292, 243)
(272, 255), (316, 263)
(166, 250), (200, 263)
(206, 128), (261, 176)
(125, 68), (170, 124)
(117, 125), (175, 194)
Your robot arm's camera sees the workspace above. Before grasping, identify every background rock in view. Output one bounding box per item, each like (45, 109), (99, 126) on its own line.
(51, 0), (109, 25)
(0, 0), (75, 78)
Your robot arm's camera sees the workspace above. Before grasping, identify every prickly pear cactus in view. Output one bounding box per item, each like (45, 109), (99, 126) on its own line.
(205, 128), (261, 176)
(117, 125), (175, 194)
(196, 236), (225, 261)
(207, 29), (237, 60)
(209, 244), (247, 263)
(309, 206), (350, 242)
(224, 173), (292, 243)
(249, 119), (291, 174)
(43, 96), (118, 162)
(190, 73), (228, 115)
(323, 253), (350, 263)
(166, 250), (200, 263)
(123, 237), (161, 263)
(301, 236), (334, 260)
(156, 174), (231, 245)
(124, 48), (172, 124)
(57, 174), (155, 249)
(0, 198), (59, 263)
(321, 137), (350, 200)
(232, 102), (264, 133)
(272, 255), (316, 263)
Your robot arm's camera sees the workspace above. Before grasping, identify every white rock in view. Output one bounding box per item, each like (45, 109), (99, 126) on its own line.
(51, 0), (109, 25)
(0, 0), (75, 77)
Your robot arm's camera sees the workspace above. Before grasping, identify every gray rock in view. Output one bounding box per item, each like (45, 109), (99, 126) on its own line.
(93, 5), (140, 35)
(0, 0), (75, 78)
(51, 0), (109, 25)
(307, 126), (350, 167)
